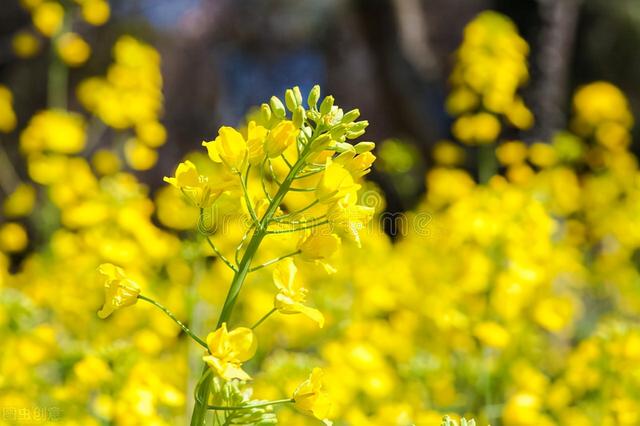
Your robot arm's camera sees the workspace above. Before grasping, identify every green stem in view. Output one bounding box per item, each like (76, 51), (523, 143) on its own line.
(478, 144), (497, 184)
(238, 167), (258, 224)
(205, 236), (237, 272)
(0, 143), (20, 194)
(208, 398), (294, 411)
(190, 138), (313, 426)
(272, 215), (326, 226)
(138, 294), (208, 349)
(249, 250), (300, 272)
(267, 220), (329, 234)
(273, 199), (319, 221)
(251, 308), (277, 330)
(47, 21), (69, 109)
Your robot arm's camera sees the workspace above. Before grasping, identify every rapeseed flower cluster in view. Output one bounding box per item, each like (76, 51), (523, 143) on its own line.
(448, 11), (533, 145)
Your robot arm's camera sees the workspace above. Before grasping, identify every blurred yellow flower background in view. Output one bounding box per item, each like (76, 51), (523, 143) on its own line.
(0, 3), (639, 426)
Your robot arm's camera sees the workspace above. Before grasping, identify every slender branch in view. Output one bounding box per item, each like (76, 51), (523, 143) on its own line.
(235, 225), (254, 266)
(238, 166), (258, 224)
(249, 250), (301, 272)
(267, 220), (329, 235)
(251, 307), (277, 329)
(260, 159), (274, 202)
(207, 398), (294, 411)
(138, 294), (208, 349)
(288, 187), (316, 192)
(206, 236), (238, 272)
(272, 215), (326, 226)
(294, 168), (325, 179)
(273, 200), (320, 221)
(0, 143), (20, 194)
(267, 159), (283, 186)
(281, 153), (294, 169)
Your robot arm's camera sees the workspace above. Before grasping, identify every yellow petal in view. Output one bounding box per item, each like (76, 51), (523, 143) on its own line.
(227, 326), (257, 362)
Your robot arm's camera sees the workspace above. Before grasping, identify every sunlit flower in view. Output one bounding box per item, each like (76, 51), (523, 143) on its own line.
(32, 1), (64, 37)
(264, 120), (298, 158)
(293, 368), (332, 420)
(326, 193), (374, 247)
(0, 85), (17, 133)
(81, 0), (110, 26)
(316, 158), (360, 204)
(202, 323), (256, 381)
(297, 230), (341, 274)
(163, 161), (228, 208)
(203, 126), (247, 171)
(56, 32), (91, 67)
(11, 30), (40, 58)
(273, 258), (324, 327)
(97, 263), (141, 319)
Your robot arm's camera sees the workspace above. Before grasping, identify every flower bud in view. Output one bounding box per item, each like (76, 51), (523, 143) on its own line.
(341, 109), (360, 124)
(265, 120), (298, 158)
(334, 142), (355, 153)
(293, 106), (305, 129)
(270, 96), (286, 118)
(307, 85), (320, 108)
(354, 141), (375, 153)
(293, 86), (303, 106)
(309, 134), (332, 151)
(319, 96), (334, 115)
(285, 89), (297, 112)
(260, 103), (271, 123)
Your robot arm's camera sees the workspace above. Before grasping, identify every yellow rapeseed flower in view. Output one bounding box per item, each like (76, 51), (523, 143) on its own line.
(32, 1), (64, 37)
(91, 149), (121, 176)
(297, 230), (341, 274)
(293, 368), (332, 420)
(20, 109), (86, 154)
(264, 120), (298, 158)
(81, 0), (110, 26)
(326, 193), (374, 247)
(0, 85), (17, 133)
(496, 140), (528, 166)
(56, 32), (91, 67)
(3, 184), (36, 218)
(12, 30), (41, 58)
(163, 160), (231, 208)
(124, 138), (158, 170)
(97, 263), (141, 319)
(203, 126), (247, 171)
(202, 323), (256, 381)
(273, 258), (325, 327)
(316, 158), (360, 204)
(0, 222), (28, 253)
(334, 151), (376, 179)
(135, 120), (167, 148)
(246, 120), (268, 165)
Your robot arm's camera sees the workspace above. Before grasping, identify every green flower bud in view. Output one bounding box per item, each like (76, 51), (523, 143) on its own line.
(354, 141), (375, 153)
(293, 86), (303, 106)
(293, 106), (305, 129)
(335, 141), (355, 153)
(329, 124), (347, 141)
(319, 95), (334, 115)
(342, 108), (360, 124)
(270, 96), (286, 118)
(260, 103), (271, 123)
(347, 120), (369, 132)
(285, 89), (297, 112)
(309, 134), (332, 151)
(346, 129), (366, 139)
(307, 85), (320, 108)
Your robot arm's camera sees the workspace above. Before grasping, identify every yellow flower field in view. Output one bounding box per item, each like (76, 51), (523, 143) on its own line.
(0, 2), (639, 425)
